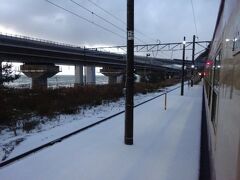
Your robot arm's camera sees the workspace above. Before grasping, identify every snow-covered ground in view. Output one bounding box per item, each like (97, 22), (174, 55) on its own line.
(0, 84), (202, 180)
(0, 86), (171, 162)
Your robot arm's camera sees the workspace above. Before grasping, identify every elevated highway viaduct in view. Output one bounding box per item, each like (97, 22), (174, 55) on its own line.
(0, 34), (192, 88)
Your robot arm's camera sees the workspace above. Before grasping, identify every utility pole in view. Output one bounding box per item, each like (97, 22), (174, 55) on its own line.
(181, 36), (186, 96)
(191, 35), (196, 87)
(0, 61), (2, 86)
(125, 0), (134, 145)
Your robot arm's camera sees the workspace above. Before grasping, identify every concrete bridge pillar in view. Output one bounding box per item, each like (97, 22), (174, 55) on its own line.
(75, 65), (84, 86)
(84, 66), (96, 85)
(20, 63), (59, 89)
(100, 67), (124, 84)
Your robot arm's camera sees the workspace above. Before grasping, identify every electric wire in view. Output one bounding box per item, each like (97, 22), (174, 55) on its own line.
(86, 0), (158, 43)
(70, 0), (125, 32)
(190, 0), (199, 38)
(46, 0), (160, 50)
(69, 0), (147, 44)
(87, 0), (126, 25)
(45, 0), (125, 39)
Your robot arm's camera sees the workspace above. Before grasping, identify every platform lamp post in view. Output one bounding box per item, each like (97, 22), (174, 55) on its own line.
(181, 36), (186, 96)
(125, 0), (134, 145)
(191, 35), (196, 87)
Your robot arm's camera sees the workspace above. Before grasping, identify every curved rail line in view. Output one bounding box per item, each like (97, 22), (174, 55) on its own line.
(0, 85), (182, 168)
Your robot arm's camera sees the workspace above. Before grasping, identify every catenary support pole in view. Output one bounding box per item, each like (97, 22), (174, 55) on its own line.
(0, 61), (2, 86)
(181, 36), (186, 96)
(164, 90), (167, 110)
(191, 35), (196, 87)
(125, 0), (134, 145)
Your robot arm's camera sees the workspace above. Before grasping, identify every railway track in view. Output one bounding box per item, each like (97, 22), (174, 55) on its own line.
(0, 85), (182, 168)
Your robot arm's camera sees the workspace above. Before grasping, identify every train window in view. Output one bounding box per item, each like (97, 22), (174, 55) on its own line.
(204, 59), (214, 107)
(211, 90), (218, 132)
(204, 78), (212, 107)
(213, 52), (221, 90)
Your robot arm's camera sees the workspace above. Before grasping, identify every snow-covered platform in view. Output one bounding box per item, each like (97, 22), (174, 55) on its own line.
(0, 85), (203, 180)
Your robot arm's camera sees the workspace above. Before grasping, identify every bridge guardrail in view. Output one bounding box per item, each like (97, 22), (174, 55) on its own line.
(0, 32), (82, 49)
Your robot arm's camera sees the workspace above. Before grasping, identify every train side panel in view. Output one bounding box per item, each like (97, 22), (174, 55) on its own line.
(206, 0), (240, 180)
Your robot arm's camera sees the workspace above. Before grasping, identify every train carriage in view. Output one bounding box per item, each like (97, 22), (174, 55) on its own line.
(204, 0), (240, 180)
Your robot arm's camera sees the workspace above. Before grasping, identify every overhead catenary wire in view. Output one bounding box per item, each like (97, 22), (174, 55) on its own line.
(70, 0), (147, 44)
(45, 0), (125, 40)
(70, 0), (125, 32)
(46, 0), (162, 50)
(87, 0), (126, 25)
(86, 0), (158, 43)
(190, 0), (199, 38)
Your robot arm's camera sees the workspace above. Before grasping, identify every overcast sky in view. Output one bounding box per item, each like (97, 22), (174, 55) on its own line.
(0, 0), (220, 74)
